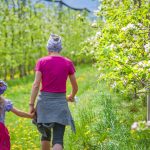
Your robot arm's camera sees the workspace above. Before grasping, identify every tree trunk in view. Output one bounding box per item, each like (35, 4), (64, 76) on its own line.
(10, 67), (15, 79)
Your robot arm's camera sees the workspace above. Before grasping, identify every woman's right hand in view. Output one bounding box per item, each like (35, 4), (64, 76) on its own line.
(29, 104), (35, 114)
(29, 111), (36, 119)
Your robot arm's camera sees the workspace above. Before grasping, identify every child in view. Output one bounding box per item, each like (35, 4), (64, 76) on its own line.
(0, 80), (34, 150)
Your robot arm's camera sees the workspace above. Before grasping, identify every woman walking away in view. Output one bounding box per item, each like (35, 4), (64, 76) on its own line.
(0, 80), (34, 150)
(29, 34), (78, 150)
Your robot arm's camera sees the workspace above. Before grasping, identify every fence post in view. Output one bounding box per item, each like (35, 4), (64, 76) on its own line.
(147, 87), (150, 121)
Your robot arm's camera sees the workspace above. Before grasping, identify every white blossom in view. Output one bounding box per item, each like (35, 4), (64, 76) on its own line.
(147, 121), (150, 127)
(138, 61), (148, 68)
(98, 67), (102, 71)
(110, 44), (116, 50)
(114, 55), (119, 59)
(94, 41), (99, 47)
(125, 60), (128, 63)
(93, 10), (100, 16)
(123, 79), (127, 86)
(138, 61), (143, 66)
(131, 122), (138, 130)
(99, 73), (104, 78)
(111, 81), (117, 88)
(71, 51), (75, 55)
(133, 35), (138, 40)
(119, 44), (123, 47)
(121, 23), (136, 31)
(128, 55), (134, 60)
(127, 23), (136, 29)
(90, 50), (95, 54)
(137, 23), (143, 27)
(121, 27), (127, 31)
(85, 36), (95, 43)
(113, 67), (120, 71)
(91, 20), (97, 28)
(96, 31), (101, 37)
(144, 43), (150, 53)
(124, 49), (128, 53)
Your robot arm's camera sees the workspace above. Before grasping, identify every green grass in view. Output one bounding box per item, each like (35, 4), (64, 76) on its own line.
(3, 65), (150, 150)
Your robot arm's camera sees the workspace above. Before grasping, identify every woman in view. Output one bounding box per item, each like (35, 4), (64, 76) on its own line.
(29, 34), (78, 150)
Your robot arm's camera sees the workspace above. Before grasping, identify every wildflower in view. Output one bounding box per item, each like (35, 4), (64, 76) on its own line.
(131, 122), (138, 130)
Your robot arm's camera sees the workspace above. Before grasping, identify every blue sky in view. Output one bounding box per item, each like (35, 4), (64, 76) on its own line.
(34, 0), (100, 12)
(62, 0), (99, 12)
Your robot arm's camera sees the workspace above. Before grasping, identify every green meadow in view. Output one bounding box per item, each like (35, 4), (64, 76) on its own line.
(4, 65), (149, 150)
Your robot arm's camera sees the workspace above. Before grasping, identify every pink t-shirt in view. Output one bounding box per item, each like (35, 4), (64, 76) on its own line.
(35, 56), (75, 93)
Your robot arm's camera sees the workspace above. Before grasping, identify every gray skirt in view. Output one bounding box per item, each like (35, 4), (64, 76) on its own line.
(36, 92), (75, 132)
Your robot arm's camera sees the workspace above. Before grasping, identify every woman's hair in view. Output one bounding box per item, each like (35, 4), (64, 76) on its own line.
(0, 96), (5, 115)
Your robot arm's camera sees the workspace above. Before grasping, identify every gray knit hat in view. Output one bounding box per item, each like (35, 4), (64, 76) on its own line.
(47, 34), (62, 52)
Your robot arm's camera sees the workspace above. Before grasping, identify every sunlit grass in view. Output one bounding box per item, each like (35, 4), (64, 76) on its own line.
(4, 65), (149, 150)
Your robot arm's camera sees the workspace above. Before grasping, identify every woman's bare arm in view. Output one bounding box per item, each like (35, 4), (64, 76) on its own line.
(67, 74), (78, 102)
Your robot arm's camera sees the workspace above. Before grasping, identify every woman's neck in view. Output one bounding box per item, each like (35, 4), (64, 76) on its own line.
(48, 52), (60, 56)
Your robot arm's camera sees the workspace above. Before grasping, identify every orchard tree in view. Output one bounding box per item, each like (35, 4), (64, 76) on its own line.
(84, 0), (150, 98)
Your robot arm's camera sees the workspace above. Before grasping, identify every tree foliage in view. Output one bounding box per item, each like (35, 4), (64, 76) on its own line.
(0, 0), (93, 80)
(84, 0), (150, 98)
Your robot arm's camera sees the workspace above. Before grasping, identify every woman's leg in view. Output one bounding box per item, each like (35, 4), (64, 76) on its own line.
(53, 144), (62, 150)
(52, 123), (65, 150)
(38, 124), (52, 150)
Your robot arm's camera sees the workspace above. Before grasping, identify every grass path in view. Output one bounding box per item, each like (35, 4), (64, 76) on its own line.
(4, 65), (149, 150)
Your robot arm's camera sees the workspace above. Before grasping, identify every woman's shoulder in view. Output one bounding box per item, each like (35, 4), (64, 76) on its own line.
(37, 56), (73, 64)
(38, 56), (50, 61)
(63, 57), (73, 63)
